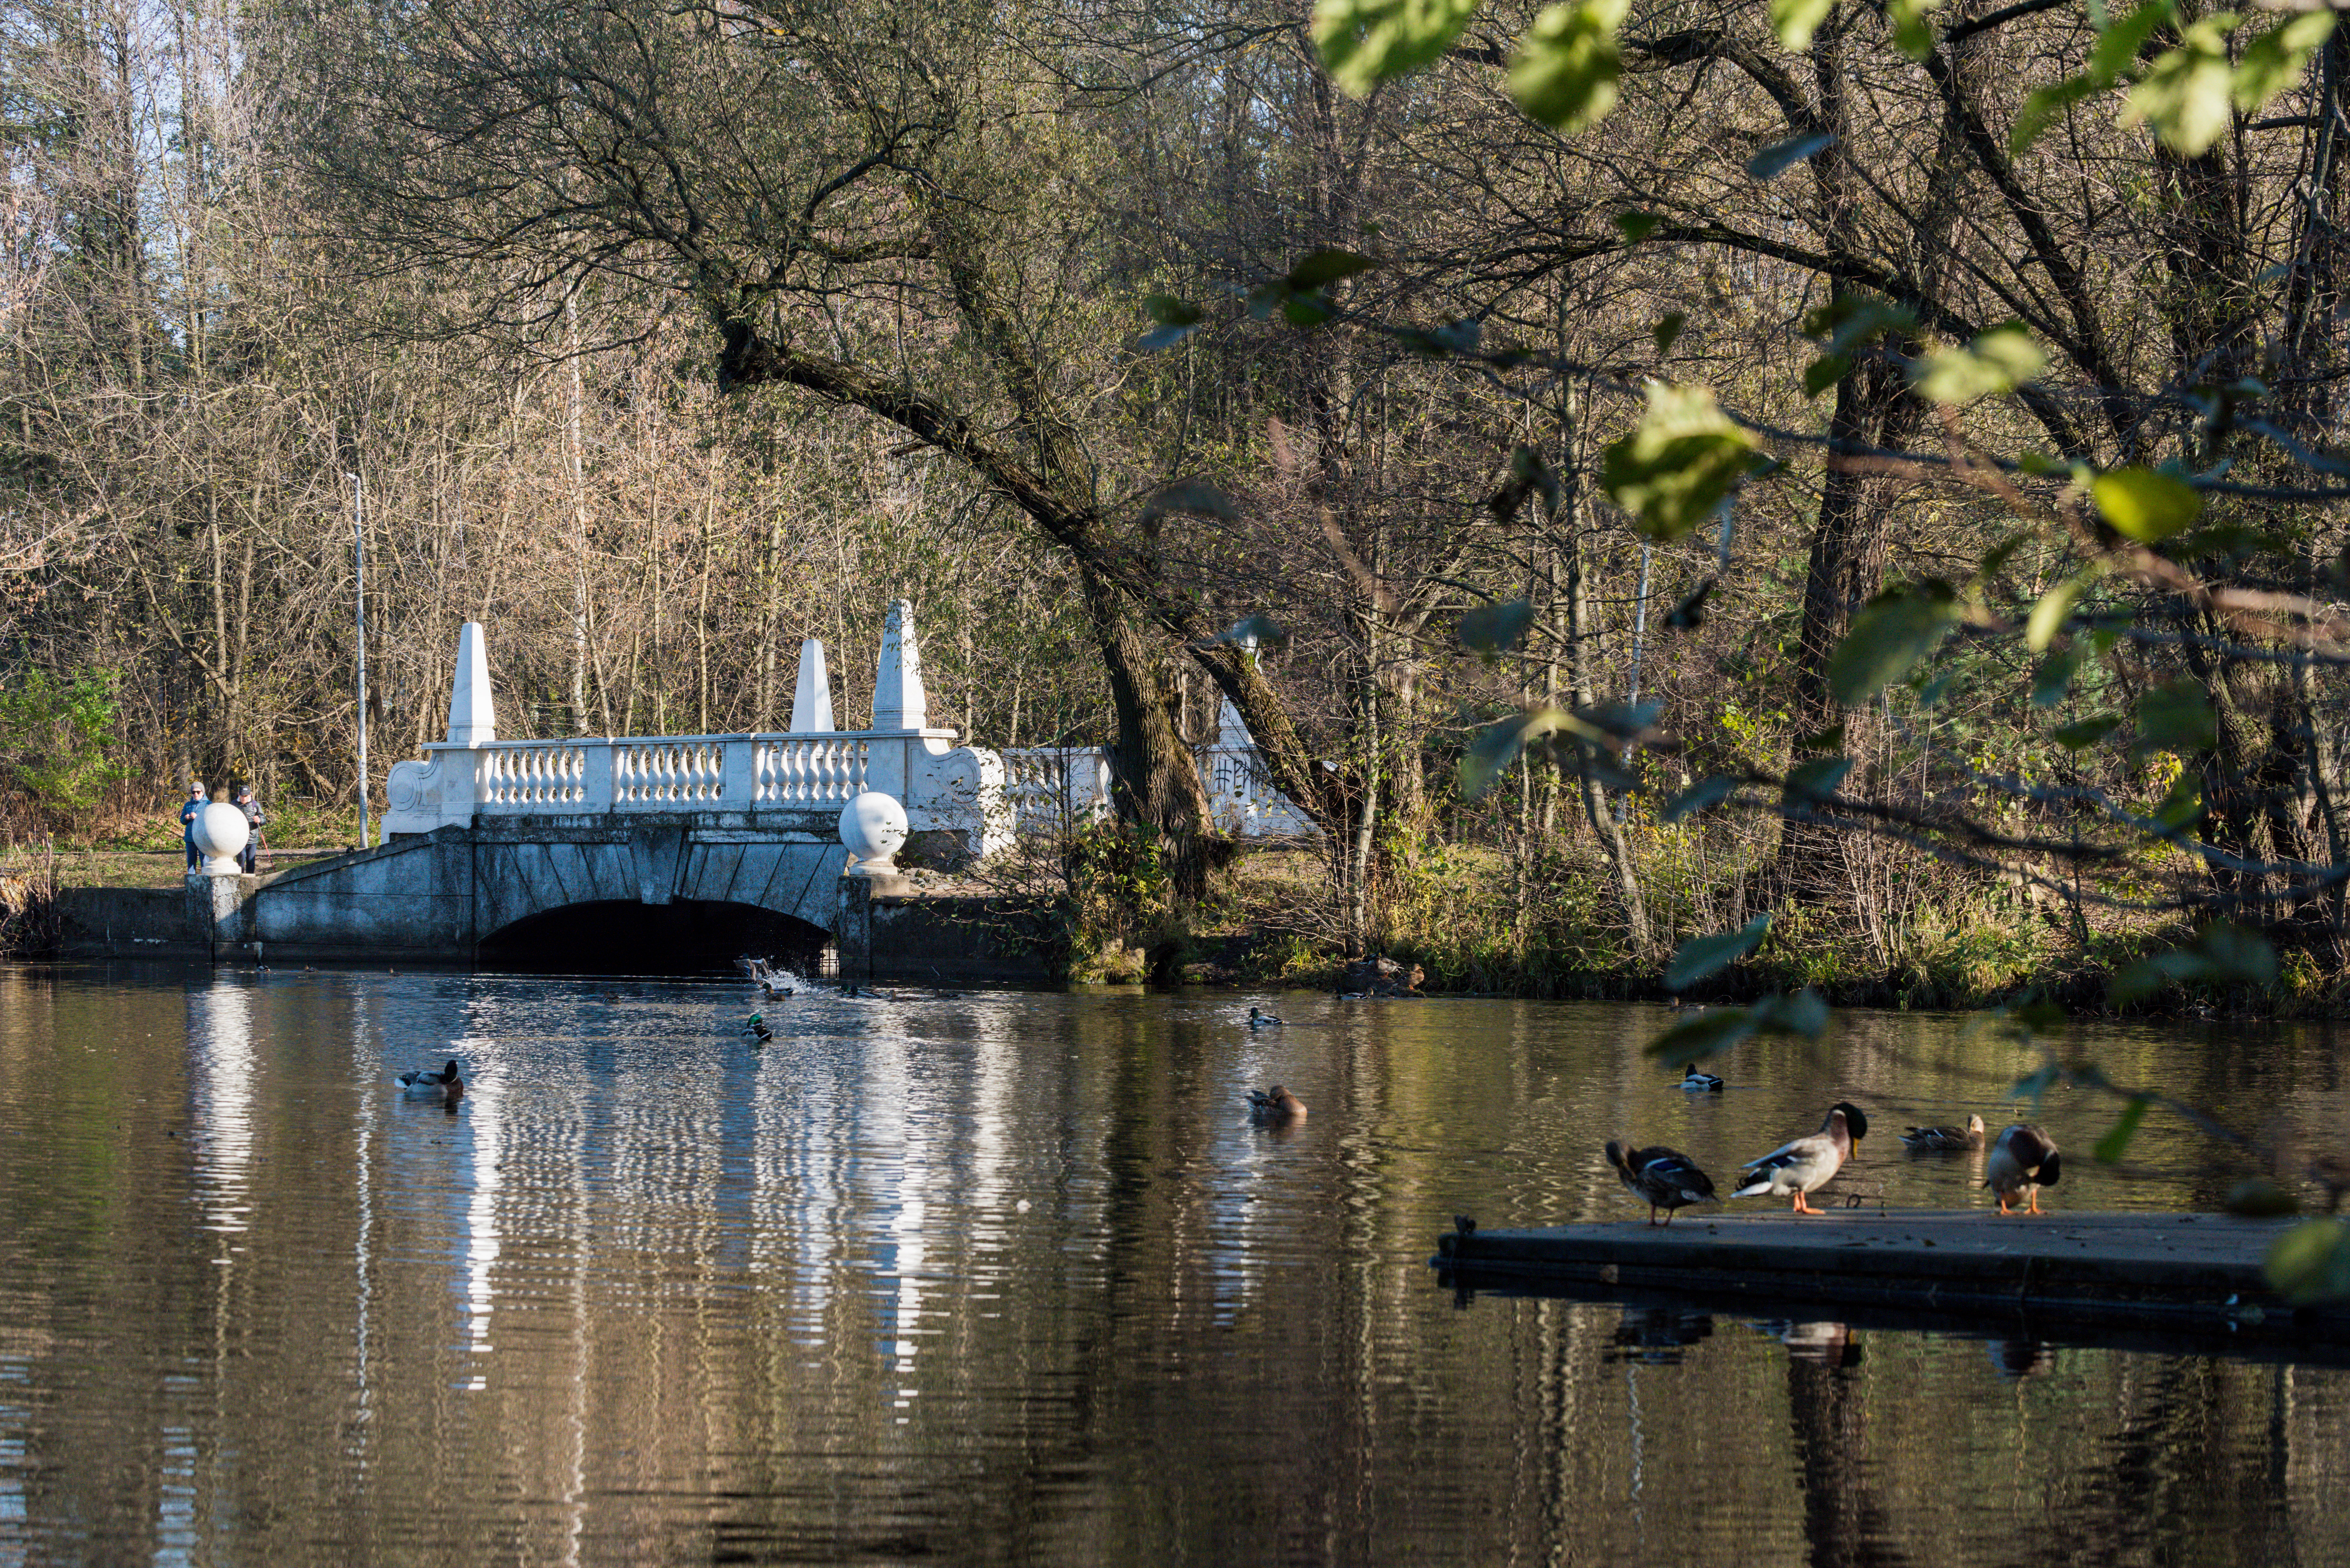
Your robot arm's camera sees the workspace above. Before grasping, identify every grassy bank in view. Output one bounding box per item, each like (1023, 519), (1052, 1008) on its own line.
(1211, 843), (2342, 1020)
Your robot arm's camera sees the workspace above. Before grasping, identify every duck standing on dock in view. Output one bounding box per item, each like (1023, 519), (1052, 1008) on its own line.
(1984, 1124), (2062, 1215)
(1729, 1102), (1868, 1215)
(396, 1059), (464, 1104)
(1679, 1064), (1725, 1092)
(1604, 1141), (1719, 1226)
(1899, 1113), (1986, 1152)
(1247, 1085), (1307, 1124)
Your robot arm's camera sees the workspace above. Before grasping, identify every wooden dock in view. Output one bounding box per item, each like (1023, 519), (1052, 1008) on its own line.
(1434, 1210), (2349, 1354)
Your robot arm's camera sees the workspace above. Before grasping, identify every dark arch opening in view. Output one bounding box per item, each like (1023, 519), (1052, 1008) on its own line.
(477, 900), (834, 977)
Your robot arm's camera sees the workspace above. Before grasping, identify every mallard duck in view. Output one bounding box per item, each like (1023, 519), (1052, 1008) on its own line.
(1679, 1063), (1725, 1092)
(1249, 1006), (1285, 1029)
(397, 1059), (464, 1101)
(1247, 1085), (1307, 1123)
(743, 1013), (774, 1044)
(1899, 1113), (1986, 1152)
(1605, 1140), (1719, 1226)
(1984, 1124), (2061, 1215)
(1730, 1102), (1869, 1215)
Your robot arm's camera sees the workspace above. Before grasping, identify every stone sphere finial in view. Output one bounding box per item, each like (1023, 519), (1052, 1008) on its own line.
(192, 801), (250, 876)
(839, 791), (908, 875)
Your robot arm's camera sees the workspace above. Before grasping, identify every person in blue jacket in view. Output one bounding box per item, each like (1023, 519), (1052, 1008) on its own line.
(180, 782), (208, 869)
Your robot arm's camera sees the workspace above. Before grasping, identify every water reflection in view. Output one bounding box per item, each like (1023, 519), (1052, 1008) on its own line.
(0, 971), (2344, 1565)
(185, 984), (254, 1241)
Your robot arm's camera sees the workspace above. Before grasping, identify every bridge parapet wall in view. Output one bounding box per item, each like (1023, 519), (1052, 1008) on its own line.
(387, 730), (1009, 860)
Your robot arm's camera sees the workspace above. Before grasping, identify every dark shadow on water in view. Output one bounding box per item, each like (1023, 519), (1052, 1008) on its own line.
(477, 899), (833, 976)
(1439, 1269), (2350, 1370)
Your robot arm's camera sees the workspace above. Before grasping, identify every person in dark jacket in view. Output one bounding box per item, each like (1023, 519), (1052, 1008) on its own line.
(180, 783), (208, 870)
(234, 785), (266, 873)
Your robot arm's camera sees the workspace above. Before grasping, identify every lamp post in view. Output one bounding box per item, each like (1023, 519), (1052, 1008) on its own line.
(350, 471), (370, 850)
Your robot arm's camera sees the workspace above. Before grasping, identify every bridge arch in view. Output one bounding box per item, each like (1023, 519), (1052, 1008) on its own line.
(478, 898), (832, 976)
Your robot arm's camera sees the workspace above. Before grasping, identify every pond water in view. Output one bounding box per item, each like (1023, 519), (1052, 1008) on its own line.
(1, 965), (2346, 1565)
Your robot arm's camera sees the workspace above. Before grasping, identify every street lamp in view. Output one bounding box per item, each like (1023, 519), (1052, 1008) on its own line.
(349, 471), (370, 851)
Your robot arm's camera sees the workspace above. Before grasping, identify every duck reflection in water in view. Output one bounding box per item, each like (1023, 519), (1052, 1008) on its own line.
(1986, 1337), (2057, 1378)
(1607, 1304), (1715, 1364)
(1764, 1318), (1863, 1369)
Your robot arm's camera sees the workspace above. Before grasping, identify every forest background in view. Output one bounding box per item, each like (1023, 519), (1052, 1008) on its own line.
(8, 0), (2350, 1027)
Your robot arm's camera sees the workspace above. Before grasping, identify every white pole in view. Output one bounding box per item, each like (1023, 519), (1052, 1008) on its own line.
(350, 471), (370, 850)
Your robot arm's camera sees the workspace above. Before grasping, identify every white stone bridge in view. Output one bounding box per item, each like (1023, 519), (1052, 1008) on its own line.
(174, 602), (1310, 974)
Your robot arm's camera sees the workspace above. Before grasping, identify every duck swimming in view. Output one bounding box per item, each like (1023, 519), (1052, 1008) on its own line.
(1247, 1085), (1307, 1123)
(1730, 1102), (1868, 1215)
(1678, 1064), (1725, 1092)
(743, 1013), (774, 1044)
(1984, 1124), (2061, 1215)
(1249, 1006), (1285, 1029)
(1899, 1113), (1986, 1152)
(1605, 1141), (1719, 1226)
(397, 1059), (464, 1102)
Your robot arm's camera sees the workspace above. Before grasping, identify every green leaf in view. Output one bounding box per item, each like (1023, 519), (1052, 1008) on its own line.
(1753, 987), (1831, 1038)
(2011, 1062), (2062, 1105)
(2109, 921), (2274, 1003)
(1208, 612), (1291, 650)
(2093, 1096), (2149, 1164)
(1509, 0), (1630, 133)
(2150, 769), (2203, 833)
(2125, 13), (2240, 156)
(1287, 249), (1382, 290)
(1802, 353), (1852, 398)
(1459, 598), (1538, 654)
(1312, 0), (1483, 96)
(2051, 713), (2124, 749)
(1806, 297), (1919, 354)
(2264, 1218), (2350, 1303)
(1665, 580), (1714, 628)
(2014, 1000), (2070, 1033)
(2032, 646), (2084, 708)
(1771, 0), (1835, 51)
(2226, 1178), (2301, 1218)
(2092, 0), (2177, 79)
(2135, 678), (2215, 754)
(2232, 11), (2332, 113)
(1663, 913), (1772, 990)
(1615, 210), (1660, 243)
(1746, 131), (1834, 179)
(1488, 445), (1561, 521)
(1783, 754), (1851, 805)
(1458, 706), (1573, 798)
(2092, 467), (2203, 543)
(1139, 294), (1205, 351)
(1140, 481), (1238, 523)
(1828, 584), (1964, 706)
(1643, 1006), (1758, 1062)
(1600, 381), (1762, 540)
(2026, 567), (2101, 653)
(1282, 294), (1337, 328)
(1663, 773), (1740, 822)
(1652, 311), (1686, 358)
(1887, 0), (1944, 59)
(1914, 326), (2044, 404)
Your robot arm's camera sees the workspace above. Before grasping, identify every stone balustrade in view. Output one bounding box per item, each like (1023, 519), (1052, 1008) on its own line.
(383, 607), (1314, 857)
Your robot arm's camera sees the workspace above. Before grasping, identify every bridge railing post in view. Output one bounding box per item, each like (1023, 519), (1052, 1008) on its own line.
(581, 739), (615, 811)
(721, 737), (757, 810)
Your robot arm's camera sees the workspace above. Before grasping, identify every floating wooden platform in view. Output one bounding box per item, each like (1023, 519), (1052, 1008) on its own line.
(1434, 1210), (2349, 1353)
